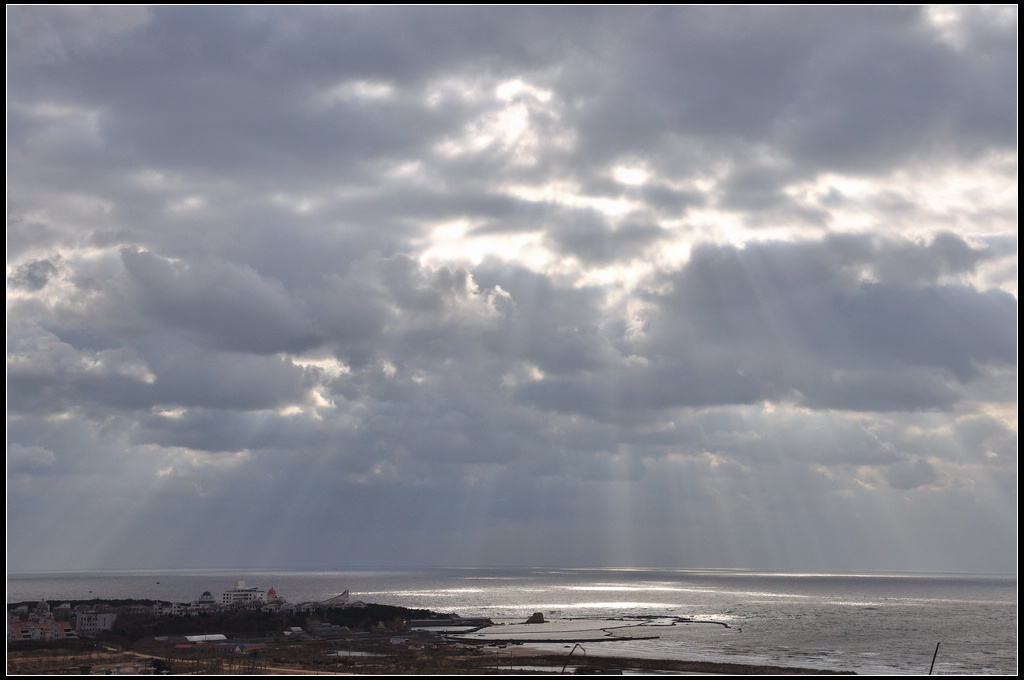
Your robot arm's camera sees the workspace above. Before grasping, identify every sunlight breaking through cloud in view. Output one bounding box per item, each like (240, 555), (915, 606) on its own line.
(6, 6), (1016, 574)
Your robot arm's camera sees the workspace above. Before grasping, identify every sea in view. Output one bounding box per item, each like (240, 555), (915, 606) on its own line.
(7, 567), (1016, 675)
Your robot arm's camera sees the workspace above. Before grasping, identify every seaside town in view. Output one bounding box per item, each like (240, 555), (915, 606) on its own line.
(7, 580), (362, 643)
(8, 580), (472, 674)
(6, 581), (841, 675)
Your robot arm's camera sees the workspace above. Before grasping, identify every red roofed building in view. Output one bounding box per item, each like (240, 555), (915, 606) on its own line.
(8, 618), (77, 642)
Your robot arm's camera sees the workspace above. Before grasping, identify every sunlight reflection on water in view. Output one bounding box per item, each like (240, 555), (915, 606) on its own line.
(7, 568), (1015, 675)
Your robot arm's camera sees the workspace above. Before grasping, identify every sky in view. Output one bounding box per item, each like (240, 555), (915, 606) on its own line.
(6, 6), (1017, 574)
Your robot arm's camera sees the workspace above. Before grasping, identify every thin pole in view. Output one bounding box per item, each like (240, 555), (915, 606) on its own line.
(928, 641), (941, 675)
(561, 643), (586, 674)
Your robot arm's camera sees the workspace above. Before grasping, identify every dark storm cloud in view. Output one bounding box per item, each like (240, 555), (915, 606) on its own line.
(6, 6), (1016, 573)
(514, 234), (1014, 418)
(7, 443), (57, 475)
(7, 321), (311, 416)
(885, 458), (939, 490)
(717, 164), (831, 227)
(5, 5), (152, 66)
(514, 363), (768, 418)
(120, 247), (323, 354)
(475, 262), (621, 374)
(8, 7), (1016, 270)
(133, 408), (329, 455)
(12, 7), (1013, 191)
(549, 7), (1015, 173)
(7, 321), (150, 415)
(149, 350), (311, 411)
(871, 231), (988, 286)
(951, 415), (1018, 462)
(8, 6), (573, 185)
(7, 256), (62, 291)
(649, 235), (1011, 359)
(545, 212), (670, 265)
(718, 165), (799, 212)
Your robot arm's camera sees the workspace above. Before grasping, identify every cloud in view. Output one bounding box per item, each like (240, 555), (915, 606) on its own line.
(7, 443), (57, 474)
(545, 211), (671, 264)
(593, 234), (1012, 415)
(8, 256), (62, 291)
(7, 321), (155, 415)
(6, 5), (152, 66)
(120, 247), (323, 354)
(6, 6), (1016, 573)
(885, 458), (939, 490)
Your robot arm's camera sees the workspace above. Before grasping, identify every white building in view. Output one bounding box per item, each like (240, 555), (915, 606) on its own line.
(221, 580), (265, 606)
(75, 610), (117, 635)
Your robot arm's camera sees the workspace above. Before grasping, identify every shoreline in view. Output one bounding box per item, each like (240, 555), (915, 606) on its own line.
(6, 642), (855, 676)
(482, 649), (855, 675)
(434, 616), (856, 674)
(10, 571), (1014, 675)
(7, 600), (855, 675)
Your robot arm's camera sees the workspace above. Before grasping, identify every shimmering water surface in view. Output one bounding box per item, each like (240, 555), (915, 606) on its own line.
(7, 568), (1016, 674)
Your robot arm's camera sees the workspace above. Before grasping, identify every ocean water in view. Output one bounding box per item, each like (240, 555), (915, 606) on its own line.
(7, 568), (1016, 675)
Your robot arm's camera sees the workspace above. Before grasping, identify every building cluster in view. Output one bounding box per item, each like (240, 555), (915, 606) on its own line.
(166, 581), (358, 616)
(6, 599), (115, 642)
(8, 581), (361, 642)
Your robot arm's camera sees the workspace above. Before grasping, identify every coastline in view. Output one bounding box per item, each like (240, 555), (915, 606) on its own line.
(7, 569), (1016, 675)
(7, 598), (854, 675)
(6, 639), (854, 676)
(479, 646), (855, 675)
